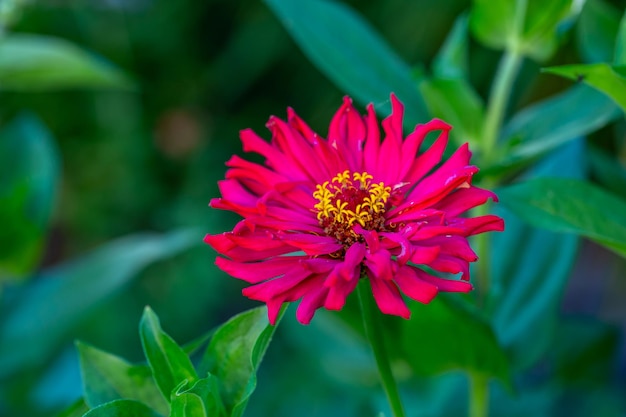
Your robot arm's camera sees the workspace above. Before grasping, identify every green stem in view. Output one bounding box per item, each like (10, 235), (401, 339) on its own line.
(357, 282), (406, 417)
(469, 373), (489, 417)
(481, 48), (523, 164)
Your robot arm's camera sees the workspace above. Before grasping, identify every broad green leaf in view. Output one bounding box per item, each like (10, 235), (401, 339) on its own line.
(83, 399), (162, 417)
(470, 0), (577, 61)
(202, 306), (281, 417)
(575, 0), (622, 63)
(615, 10), (626, 64)
(432, 13), (470, 80)
(139, 307), (198, 401)
(77, 342), (169, 416)
(54, 398), (90, 417)
(498, 177), (626, 258)
(419, 77), (484, 146)
(170, 377), (225, 417)
(543, 63), (626, 112)
(0, 229), (199, 378)
(491, 85), (620, 174)
(398, 296), (510, 384)
(263, 0), (428, 124)
(0, 114), (59, 279)
(489, 139), (582, 370)
(0, 34), (133, 91)
(588, 146), (626, 199)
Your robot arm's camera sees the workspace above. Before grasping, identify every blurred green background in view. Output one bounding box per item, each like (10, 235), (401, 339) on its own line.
(1, 0), (626, 416)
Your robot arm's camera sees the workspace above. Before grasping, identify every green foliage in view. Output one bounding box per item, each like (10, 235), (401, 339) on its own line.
(470, 0), (576, 61)
(0, 34), (134, 91)
(493, 85), (620, 174)
(263, 0), (428, 125)
(575, 0), (622, 63)
(490, 140), (582, 370)
(543, 63), (626, 112)
(0, 230), (199, 378)
(139, 306), (199, 401)
(77, 342), (169, 415)
(3, 0), (626, 416)
(419, 78), (485, 146)
(432, 14), (469, 80)
(399, 296), (510, 383)
(82, 399), (163, 417)
(0, 114), (59, 280)
(201, 306), (282, 417)
(499, 177), (626, 258)
(71, 306), (276, 417)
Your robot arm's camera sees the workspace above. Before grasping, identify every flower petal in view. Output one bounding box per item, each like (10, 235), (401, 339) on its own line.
(394, 265), (439, 304)
(368, 276), (411, 319)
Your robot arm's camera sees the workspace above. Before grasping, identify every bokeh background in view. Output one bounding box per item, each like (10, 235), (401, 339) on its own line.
(1, 0), (626, 416)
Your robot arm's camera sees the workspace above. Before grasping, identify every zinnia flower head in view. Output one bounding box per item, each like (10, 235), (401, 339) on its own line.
(205, 94), (504, 325)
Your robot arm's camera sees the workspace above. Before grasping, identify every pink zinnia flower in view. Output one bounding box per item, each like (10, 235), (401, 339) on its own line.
(205, 94), (503, 325)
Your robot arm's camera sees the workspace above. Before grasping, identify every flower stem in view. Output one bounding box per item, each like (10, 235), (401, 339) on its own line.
(481, 48), (523, 164)
(357, 282), (406, 417)
(469, 373), (489, 417)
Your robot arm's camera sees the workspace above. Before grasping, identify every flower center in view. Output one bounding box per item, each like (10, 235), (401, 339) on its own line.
(313, 170), (391, 244)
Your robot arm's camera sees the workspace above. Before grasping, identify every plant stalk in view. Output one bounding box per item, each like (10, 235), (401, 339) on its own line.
(469, 373), (489, 417)
(357, 282), (406, 417)
(481, 48), (523, 164)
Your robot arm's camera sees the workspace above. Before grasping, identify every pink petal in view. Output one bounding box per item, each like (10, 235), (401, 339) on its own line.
(434, 186), (499, 217)
(377, 94), (404, 183)
(403, 127), (449, 184)
(414, 268), (473, 293)
(267, 116), (328, 184)
(394, 265), (439, 303)
(368, 276), (411, 319)
(276, 232), (343, 255)
(287, 107), (317, 141)
(328, 96), (366, 171)
(449, 215), (505, 236)
(380, 232), (413, 265)
(296, 286), (329, 324)
(364, 248), (393, 280)
(399, 119), (451, 181)
(215, 256), (306, 284)
(363, 103), (381, 176)
(410, 245), (441, 265)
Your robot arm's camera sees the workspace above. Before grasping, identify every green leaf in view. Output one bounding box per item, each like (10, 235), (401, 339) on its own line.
(419, 77), (484, 146)
(491, 85), (620, 174)
(432, 13), (470, 80)
(575, 0), (622, 63)
(498, 177), (626, 258)
(139, 307), (198, 402)
(399, 296), (510, 384)
(77, 342), (169, 416)
(82, 399), (163, 417)
(202, 306), (281, 417)
(0, 229), (199, 379)
(489, 139), (582, 370)
(0, 114), (60, 279)
(54, 398), (90, 417)
(588, 146), (626, 199)
(263, 0), (428, 124)
(0, 34), (134, 91)
(470, 0), (577, 61)
(170, 377), (225, 417)
(543, 63), (626, 112)
(615, 10), (626, 64)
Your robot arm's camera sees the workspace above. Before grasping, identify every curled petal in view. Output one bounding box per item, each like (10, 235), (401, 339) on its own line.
(414, 268), (473, 292)
(394, 265), (439, 304)
(368, 276), (411, 319)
